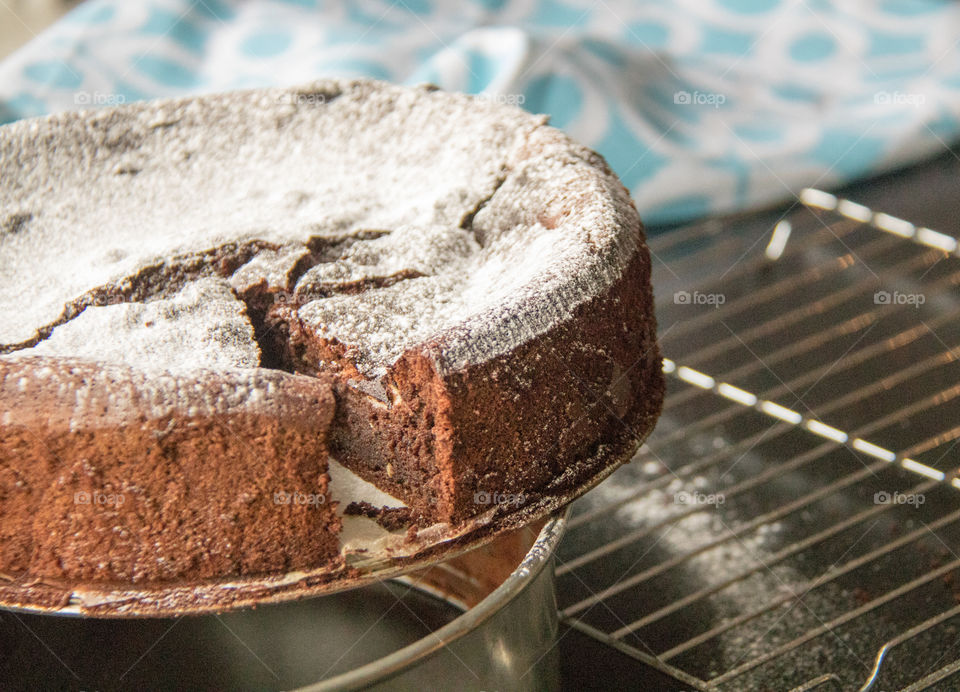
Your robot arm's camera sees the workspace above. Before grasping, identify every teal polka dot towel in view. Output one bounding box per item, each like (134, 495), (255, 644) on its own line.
(2, 0), (958, 227)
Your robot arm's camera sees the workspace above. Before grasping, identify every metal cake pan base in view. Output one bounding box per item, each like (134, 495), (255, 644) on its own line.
(0, 514), (565, 691)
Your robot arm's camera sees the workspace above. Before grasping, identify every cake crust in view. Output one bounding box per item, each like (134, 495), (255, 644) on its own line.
(0, 358), (341, 583)
(0, 79), (663, 597)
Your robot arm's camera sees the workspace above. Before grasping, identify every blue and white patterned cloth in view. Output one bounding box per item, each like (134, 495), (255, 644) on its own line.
(2, 0), (960, 227)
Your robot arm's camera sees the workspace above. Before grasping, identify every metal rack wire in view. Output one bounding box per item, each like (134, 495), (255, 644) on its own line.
(556, 190), (960, 691)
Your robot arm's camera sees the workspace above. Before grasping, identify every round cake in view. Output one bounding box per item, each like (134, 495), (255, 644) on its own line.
(0, 80), (663, 593)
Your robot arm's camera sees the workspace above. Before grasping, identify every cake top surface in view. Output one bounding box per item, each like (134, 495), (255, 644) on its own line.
(0, 79), (640, 378)
(0, 356), (334, 428)
(20, 278), (260, 372)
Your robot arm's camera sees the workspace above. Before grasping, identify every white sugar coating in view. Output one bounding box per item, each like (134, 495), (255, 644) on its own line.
(0, 355), (332, 428)
(298, 125), (640, 377)
(0, 79), (641, 381)
(19, 278), (260, 372)
(0, 80), (537, 348)
(301, 277), (459, 378)
(296, 224), (477, 293)
(230, 245), (311, 295)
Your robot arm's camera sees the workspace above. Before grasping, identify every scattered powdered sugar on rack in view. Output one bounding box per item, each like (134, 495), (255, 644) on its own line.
(576, 459), (877, 688)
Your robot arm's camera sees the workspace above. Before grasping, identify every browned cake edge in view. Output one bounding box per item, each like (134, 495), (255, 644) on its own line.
(0, 80), (664, 599)
(0, 360), (343, 585)
(328, 241), (663, 524)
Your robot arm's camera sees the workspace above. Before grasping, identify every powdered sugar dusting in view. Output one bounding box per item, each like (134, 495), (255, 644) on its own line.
(20, 278), (259, 372)
(0, 79), (640, 381)
(0, 80), (537, 349)
(296, 224), (476, 296)
(230, 245), (311, 295)
(0, 355), (330, 427)
(295, 118), (641, 377)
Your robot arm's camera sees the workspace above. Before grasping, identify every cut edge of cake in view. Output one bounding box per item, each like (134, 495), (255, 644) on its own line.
(0, 79), (664, 589)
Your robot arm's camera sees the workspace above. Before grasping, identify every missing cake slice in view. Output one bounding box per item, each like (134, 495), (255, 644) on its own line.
(0, 79), (663, 589)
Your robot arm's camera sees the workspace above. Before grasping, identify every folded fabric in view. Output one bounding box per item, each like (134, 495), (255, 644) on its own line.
(2, 0), (959, 227)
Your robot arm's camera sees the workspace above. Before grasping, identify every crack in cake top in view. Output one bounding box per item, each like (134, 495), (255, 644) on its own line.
(0, 79), (641, 378)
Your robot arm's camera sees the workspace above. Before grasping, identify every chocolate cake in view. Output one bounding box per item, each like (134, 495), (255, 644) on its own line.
(0, 79), (663, 588)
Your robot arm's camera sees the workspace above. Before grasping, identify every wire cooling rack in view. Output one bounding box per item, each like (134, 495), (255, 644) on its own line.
(556, 190), (960, 691)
